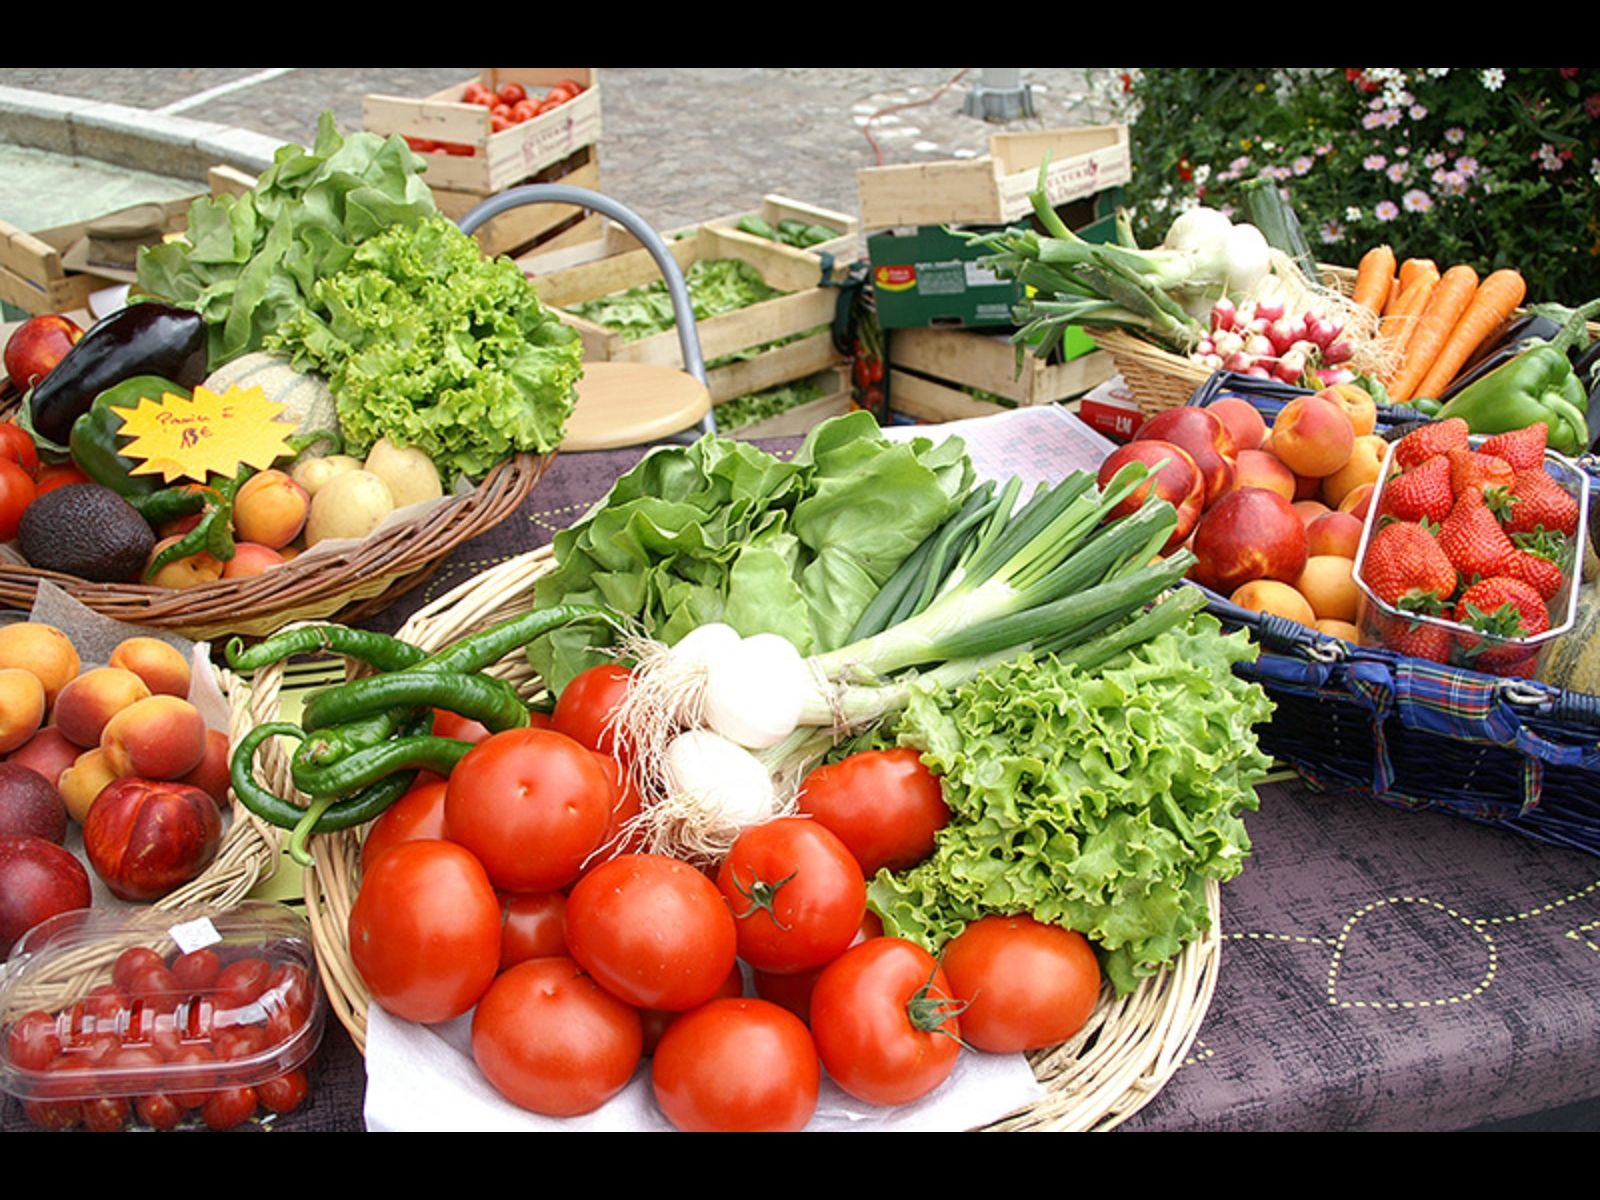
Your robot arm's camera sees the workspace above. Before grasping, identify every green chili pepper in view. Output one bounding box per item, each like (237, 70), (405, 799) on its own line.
(418, 604), (613, 675)
(229, 722), (420, 834)
(226, 627), (428, 675)
(290, 734), (475, 798)
(301, 670), (529, 735)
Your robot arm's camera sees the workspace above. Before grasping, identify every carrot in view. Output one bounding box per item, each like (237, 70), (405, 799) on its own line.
(1398, 258), (1437, 293)
(1387, 264), (1479, 403)
(1411, 269), (1528, 401)
(1379, 264), (1440, 361)
(1352, 245), (1397, 315)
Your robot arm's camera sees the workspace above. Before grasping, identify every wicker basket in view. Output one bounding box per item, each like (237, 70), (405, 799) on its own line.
(229, 546), (1223, 1133)
(0, 388), (550, 641)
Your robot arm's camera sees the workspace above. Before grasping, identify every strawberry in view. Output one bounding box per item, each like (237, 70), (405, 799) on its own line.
(1445, 447), (1515, 499)
(1372, 612), (1453, 663)
(1393, 418), (1470, 470)
(1437, 490), (1515, 582)
(1504, 468), (1578, 536)
(1361, 521), (1456, 611)
(1504, 549), (1564, 601)
(1454, 576), (1549, 676)
(1479, 425), (1547, 473)
(1378, 455), (1452, 523)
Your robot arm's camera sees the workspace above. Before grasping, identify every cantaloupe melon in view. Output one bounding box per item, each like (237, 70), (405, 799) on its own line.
(201, 353), (339, 448)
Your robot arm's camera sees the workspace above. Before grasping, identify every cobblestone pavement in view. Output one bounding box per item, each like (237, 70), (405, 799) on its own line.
(0, 68), (1126, 231)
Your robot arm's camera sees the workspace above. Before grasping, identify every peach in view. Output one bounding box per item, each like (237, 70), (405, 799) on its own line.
(222, 542), (287, 579)
(100, 695), (208, 781)
(1320, 434), (1388, 508)
(0, 623), (79, 709)
(1133, 408), (1237, 508)
(1190, 488), (1309, 594)
(234, 470), (309, 550)
(1096, 440), (1205, 551)
(1296, 555), (1361, 622)
(1323, 384), (1377, 438)
(1229, 449), (1296, 502)
(109, 637), (191, 699)
(1208, 397), (1268, 452)
(5, 727), (80, 789)
(0, 668), (45, 754)
(1293, 500), (1332, 527)
(59, 748), (117, 824)
(1339, 483), (1376, 522)
(146, 538), (224, 589)
(53, 667), (151, 749)
(177, 729), (232, 809)
(1315, 618), (1361, 643)
(1270, 395), (1355, 479)
(1306, 511), (1364, 560)
(1292, 472), (1323, 501)
(1230, 579), (1317, 628)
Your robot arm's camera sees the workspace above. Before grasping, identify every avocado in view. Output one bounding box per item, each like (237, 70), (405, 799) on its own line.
(18, 484), (157, 583)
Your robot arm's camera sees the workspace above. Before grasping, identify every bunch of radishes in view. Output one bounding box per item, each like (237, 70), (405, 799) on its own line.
(1191, 295), (1357, 388)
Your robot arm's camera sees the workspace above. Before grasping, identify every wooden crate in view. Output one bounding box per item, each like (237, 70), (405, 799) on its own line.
(727, 365), (853, 440)
(887, 326), (1115, 424)
(531, 227), (843, 405)
(363, 68), (602, 195)
(0, 196), (197, 316)
(696, 195), (860, 264)
(430, 146), (602, 260)
(856, 125), (1130, 229)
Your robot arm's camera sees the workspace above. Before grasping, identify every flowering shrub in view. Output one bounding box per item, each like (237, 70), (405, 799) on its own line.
(1120, 68), (1600, 304)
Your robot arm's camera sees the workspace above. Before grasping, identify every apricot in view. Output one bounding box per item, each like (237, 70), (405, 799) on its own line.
(1323, 384), (1377, 438)
(53, 667), (151, 749)
(221, 542), (286, 579)
(0, 623), (79, 709)
(1320, 434), (1388, 508)
(1339, 483), (1376, 522)
(234, 470), (309, 550)
(146, 538), (224, 589)
(1295, 555), (1361, 622)
(1270, 395), (1355, 479)
(1229, 449), (1296, 502)
(1315, 618), (1362, 643)
(1230, 579), (1317, 629)
(99, 696), (207, 781)
(1306, 511), (1364, 560)
(1208, 397), (1268, 452)
(59, 748), (118, 825)
(109, 637), (191, 699)
(0, 669), (46, 754)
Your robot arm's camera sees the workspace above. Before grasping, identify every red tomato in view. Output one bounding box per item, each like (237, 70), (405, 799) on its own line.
(497, 82), (527, 106)
(652, 998), (819, 1132)
(348, 839), (501, 1024)
(6, 1009), (61, 1071)
(0, 424), (39, 477)
(809, 938), (962, 1106)
(461, 81), (494, 106)
(471, 957), (642, 1117)
(169, 948), (221, 991)
(498, 891), (567, 971)
(510, 99), (539, 123)
(445, 729), (613, 893)
(939, 915), (1102, 1053)
(403, 136), (438, 154)
(431, 708), (492, 745)
(112, 946), (166, 992)
(752, 908), (881, 1025)
(213, 957), (270, 1010)
(167, 1044), (219, 1108)
(360, 778), (448, 872)
(82, 1093), (130, 1131)
(717, 818), (865, 974)
(639, 964), (742, 1056)
(565, 854), (737, 1011)
(33, 463), (88, 496)
(257, 1067), (309, 1114)
(202, 1085), (257, 1130)
(796, 748), (949, 876)
(440, 141), (476, 156)
(0, 459), (36, 542)
(552, 663), (633, 756)
(135, 1092), (184, 1130)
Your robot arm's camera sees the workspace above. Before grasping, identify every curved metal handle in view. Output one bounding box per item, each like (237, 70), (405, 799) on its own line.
(459, 185), (712, 412)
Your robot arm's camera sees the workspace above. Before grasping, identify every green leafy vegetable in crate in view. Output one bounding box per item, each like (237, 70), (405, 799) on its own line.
(567, 259), (786, 341)
(716, 375), (829, 432)
(737, 216), (840, 249)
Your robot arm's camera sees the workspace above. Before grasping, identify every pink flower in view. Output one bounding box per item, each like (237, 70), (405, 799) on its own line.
(1434, 169), (1468, 196)
(1363, 153), (1387, 171)
(1445, 126), (1466, 145)
(1381, 109), (1403, 128)
(1456, 156), (1479, 177)
(1315, 142), (1334, 156)
(1319, 219), (1345, 244)
(1229, 155), (1251, 172)
(1424, 151), (1446, 168)
(1363, 111), (1384, 130)
(1292, 155), (1314, 176)
(1409, 104), (1428, 120)
(1375, 200), (1400, 223)
(1561, 68), (1580, 79)
(1402, 189), (1433, 214)
(1387, 162), (1410, 184)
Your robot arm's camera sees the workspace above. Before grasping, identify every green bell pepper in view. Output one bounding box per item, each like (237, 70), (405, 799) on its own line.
(1435, 298), (1600, 456)
(69, 375), (207, 526)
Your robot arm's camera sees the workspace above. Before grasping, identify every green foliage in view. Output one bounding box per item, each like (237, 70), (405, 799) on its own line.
(1122, 68), (1600, 304)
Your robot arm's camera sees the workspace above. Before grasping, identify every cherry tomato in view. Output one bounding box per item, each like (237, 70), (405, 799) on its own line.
(0, 459), (36, 542)
(167, 1044), (219, 1108)
(497, 82), (527, 106)
(490, 114), (513, 133)
(113, 947), (166, 992)
(170, 948), (221, 991)
(552, 663), (633, 756)
(498, 891), (567, 971)
(82, 1094), (130, 1131)
(652, 998), (819, 1132)
(796, 748), (950, 876)
(214, 958), (270, 1010)
(403, 136), (438, 153)
(7, 1009), (61, 1071)
(471, 957), (642, 1117)
(444, 729), (613, 894)
(717, 818), (865, 974)
(261, 962), (314, 1032)
(565, 854), (737, 1011)
(939, 915), (1102, 1053)
(257, 1067), (309, 1114)
(135, 1092), (184, 1130)
(202, 1085), (257, 1130)
(810, 938), (962, 1106)
(348, 840), (500, 1024)
(0, 424), (39, 477)
(361, 778), (448, 872)
(441, 141), (476, 156)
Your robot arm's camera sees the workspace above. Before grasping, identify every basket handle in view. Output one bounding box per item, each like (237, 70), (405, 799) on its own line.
(458, 184), (717, 442)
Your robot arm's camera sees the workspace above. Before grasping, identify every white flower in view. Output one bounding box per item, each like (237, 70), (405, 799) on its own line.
(1150, 195), (1168, 212)
(1591, 158), (1600, 187)
(1193, 164), (1211, 185)
(1346, 206), (1363, 222)
(1426, 67), (1451, 78)
(1409, 104), (1428, 120)
(1481, 68), (1506, 91)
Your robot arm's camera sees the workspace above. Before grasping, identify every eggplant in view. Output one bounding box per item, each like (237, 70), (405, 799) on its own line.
(28, 302), (207, 445)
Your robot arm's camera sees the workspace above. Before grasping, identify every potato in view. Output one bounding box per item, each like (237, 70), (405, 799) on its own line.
(291, 454), (363, 498)
(305, 471), (395, 547)
(364, 438), (443, 509)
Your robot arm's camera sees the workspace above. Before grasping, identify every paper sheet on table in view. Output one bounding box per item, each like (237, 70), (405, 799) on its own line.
(881, 404), (1115, 491)
(365, 1002), (1044, 1133)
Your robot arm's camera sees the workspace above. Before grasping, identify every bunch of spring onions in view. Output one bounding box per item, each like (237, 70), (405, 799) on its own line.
(612, 459), (1210, 860)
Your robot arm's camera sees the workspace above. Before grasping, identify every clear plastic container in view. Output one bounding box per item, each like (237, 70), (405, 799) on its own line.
(0, 901), (324, 1126)
(1352, 438), (1591, 677)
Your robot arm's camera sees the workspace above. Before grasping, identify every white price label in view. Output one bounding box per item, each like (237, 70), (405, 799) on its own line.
(169, 916), (223, 955)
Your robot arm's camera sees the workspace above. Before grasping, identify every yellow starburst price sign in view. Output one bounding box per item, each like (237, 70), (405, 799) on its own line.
(111, 385), (296, 483)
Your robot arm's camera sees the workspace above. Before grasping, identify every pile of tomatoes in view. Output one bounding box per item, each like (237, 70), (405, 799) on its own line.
(349, 661), (1105, 1132)
(7, 945), (316, 1132)
(403, 77), (587, 156)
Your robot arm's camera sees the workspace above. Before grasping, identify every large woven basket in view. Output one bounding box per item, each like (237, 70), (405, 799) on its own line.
(229, 546), (1223, 1133)
(0, 387), (549, 641)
